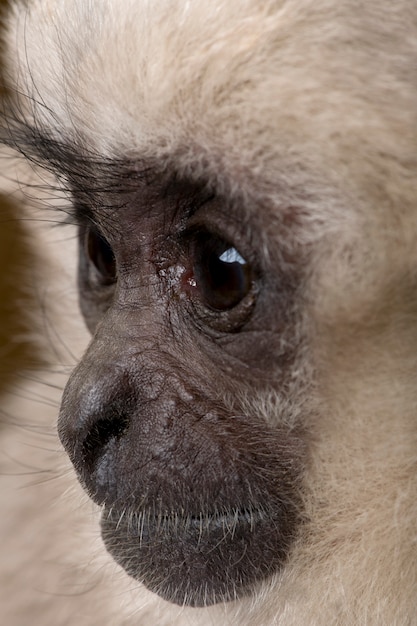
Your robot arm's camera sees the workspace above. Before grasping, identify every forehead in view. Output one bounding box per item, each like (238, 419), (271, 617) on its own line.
(7, 0), (416, 178)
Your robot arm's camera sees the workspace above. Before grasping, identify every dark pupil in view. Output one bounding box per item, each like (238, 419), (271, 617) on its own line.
(194, 235), (252, 310)
(86, 227), (117, 283)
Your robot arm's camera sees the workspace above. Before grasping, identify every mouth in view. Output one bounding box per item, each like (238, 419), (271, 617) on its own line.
(101, 502), (293, 607)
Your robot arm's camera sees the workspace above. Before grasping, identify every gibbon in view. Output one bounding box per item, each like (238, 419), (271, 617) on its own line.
(1, 0), (417, 624)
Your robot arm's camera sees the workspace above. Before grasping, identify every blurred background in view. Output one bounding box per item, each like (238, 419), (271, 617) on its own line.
(0, 0), (41, 398)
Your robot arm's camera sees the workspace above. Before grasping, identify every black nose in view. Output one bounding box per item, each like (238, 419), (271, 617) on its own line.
(58, 365), (135, 504)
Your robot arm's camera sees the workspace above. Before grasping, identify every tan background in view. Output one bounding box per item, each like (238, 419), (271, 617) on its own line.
(0, 0), (41, 397)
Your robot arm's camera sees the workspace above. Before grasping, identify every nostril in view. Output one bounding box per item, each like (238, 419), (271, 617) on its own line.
(81, 413), (130, 474)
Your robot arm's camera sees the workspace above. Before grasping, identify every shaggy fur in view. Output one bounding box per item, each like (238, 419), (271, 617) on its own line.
(1, 0), (417, 624)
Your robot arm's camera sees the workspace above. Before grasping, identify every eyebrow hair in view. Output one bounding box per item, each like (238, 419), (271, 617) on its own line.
(0, 102), (223, 233)
(2, 110), (112, 180)
(1, 114), (133, 233)
(2, 107), (145, 206)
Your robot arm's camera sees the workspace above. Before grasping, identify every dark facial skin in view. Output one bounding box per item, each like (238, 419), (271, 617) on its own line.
(57, 165), (307, 607)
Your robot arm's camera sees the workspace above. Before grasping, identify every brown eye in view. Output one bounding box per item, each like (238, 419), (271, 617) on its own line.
(85, 226), (117, 285)
(192, 234), (254, 311)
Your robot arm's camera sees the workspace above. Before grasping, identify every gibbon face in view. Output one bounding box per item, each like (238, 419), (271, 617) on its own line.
(61, 167), (306, 606)
(2, 0), (417, 621)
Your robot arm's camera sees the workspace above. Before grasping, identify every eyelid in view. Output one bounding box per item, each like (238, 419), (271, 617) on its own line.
(73, 199), (95, 226)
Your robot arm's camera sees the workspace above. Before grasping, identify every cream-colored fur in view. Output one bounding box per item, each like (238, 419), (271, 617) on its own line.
(1, 0), (417, 624)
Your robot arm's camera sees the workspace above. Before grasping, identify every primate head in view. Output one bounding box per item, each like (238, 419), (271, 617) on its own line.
(2, 0), (417, 619)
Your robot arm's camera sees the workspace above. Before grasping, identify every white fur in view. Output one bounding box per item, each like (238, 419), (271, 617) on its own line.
(1, 0), (417, 623)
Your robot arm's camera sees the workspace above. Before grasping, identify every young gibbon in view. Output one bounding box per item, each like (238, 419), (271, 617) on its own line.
(1, 0), (417, 624)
